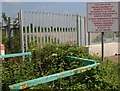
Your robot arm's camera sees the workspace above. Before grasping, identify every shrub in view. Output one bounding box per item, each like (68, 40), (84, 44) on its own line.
(2, 43), (120, 90)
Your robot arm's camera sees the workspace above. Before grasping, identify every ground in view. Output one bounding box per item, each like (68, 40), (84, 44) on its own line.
(106, 55), (119, 63)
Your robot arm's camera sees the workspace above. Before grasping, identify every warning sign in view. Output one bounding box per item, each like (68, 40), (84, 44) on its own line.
(87, 2), (120, 32)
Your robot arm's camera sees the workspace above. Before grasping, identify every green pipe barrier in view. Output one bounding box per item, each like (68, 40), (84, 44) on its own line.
(0, 53), (100, 90)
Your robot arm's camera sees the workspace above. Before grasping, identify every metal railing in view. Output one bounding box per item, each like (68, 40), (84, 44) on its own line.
(0, 54), (100, 90)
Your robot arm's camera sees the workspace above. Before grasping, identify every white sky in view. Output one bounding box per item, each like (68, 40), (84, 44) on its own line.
(2, 0), (120, 2)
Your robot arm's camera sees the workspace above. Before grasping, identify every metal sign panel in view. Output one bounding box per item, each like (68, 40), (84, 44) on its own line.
(87, 2), (120, 32)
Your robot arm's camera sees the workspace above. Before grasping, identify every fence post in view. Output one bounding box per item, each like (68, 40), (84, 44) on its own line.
(76, 14), (79, 46)
(19, 9), (25, 61)
(76, 14), (81, 46)
(0, 22), (2, 44)
(88, 32), (90, 45)
(81, 16), (86, 46)
(84, 17), (86, 46)
(7, 17), (11, 39)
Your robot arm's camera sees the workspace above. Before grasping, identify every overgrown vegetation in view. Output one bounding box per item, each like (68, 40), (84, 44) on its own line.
(2, 29), (21, 54)
(2, 43), (119, 91)
(2, 12), (20, 54)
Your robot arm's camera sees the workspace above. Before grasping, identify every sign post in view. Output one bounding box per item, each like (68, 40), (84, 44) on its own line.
(87, 2), (120, 61)
(101, 32), (104, 62)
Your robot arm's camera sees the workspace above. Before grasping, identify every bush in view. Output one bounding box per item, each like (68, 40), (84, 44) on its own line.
(2, 43), (120, 90)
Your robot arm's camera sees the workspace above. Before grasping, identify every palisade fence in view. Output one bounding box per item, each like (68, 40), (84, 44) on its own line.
(1, 10), (119, 54)
(18, 10), (88, 53)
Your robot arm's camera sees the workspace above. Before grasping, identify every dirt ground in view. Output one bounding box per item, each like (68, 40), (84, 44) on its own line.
(106, 55), (119, 63)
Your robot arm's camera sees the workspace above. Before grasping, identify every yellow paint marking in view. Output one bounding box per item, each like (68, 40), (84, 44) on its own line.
(86, 68), (91, 71)
(20, 84), (28, 89)
(80, 69), (84, 73)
